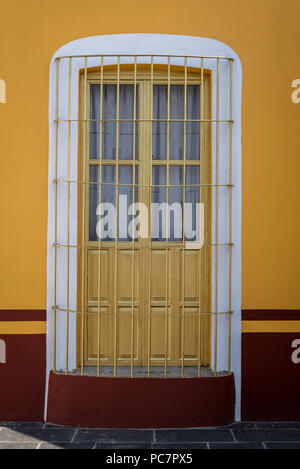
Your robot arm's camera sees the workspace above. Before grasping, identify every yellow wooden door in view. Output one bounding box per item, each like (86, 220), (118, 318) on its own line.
(78, 66), (211, 371)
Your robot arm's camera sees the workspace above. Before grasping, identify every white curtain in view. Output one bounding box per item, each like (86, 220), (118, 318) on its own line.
(89, 84), (201, 241)
(90, 84), (138, 160)
(152, 85), (200, 240)
(152, 85), (200, 160)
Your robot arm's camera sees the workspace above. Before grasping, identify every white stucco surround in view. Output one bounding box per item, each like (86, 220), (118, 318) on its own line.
(46, 34), (242, 420)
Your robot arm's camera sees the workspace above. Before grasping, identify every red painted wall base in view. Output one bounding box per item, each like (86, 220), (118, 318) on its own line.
(242, 333), (300, 421)
(0, 334), (46, 421)
(0, 310), (46, 422)
(241, 310), (300, 421)
(46, 371), (235, 428)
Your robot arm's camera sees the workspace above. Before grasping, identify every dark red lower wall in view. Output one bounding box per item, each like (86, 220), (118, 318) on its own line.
(47, 372), (235, 428)
(0, 310), (46, 422)
(2, 307), (300, 425)
(241, 310), (300, 421)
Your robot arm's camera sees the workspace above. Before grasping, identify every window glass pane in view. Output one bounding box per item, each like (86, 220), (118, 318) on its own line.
(89, 165), (115, 241)
(187, 86), (200, 160)
(90, 84), (101, 160)
(89, 166), (99, 241)
(152, 84), (200, 161)
(185, 166), (200, 241)
(152, 166), (183, 241)
(170, 85), (184, 160)
(89, 165), (137, 241)
(119, 85), (138, 160)
(151, 166), (200, 241)
(89, 84), (138, 160)
(152, 166), (166, 239)
(102, 85), (117, 159)
(169, 166), (183, 241)
(152, 85), (167, 160)
(118, 166), (138, 240)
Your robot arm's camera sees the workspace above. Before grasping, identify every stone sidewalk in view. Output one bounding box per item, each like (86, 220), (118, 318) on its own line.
(0, 421), (300, 449)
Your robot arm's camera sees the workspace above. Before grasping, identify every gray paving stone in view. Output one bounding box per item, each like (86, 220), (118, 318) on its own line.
(233, 429), (300, 442)
(0, 442), (39, 449)
(43, 423), (72, 428)
(1, 421), (300, 449)
(152, 443), (208, 449)
(39, 442), (95, 449)
(0, 427), (76, 443)
(74, 429), (154, 443)
(0, 427), (41, 443)
(0, 421), (44, 429)
(209, 442), (265, 449)
(222, 422), (257, 430)
(255, 422), (300, 429)
(155, 429), (234, 443)
(95, 442), (152, 449)
(264, 442), (300, 449)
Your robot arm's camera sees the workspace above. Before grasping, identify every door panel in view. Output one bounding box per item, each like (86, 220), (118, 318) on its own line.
(86, 248), (142, 365)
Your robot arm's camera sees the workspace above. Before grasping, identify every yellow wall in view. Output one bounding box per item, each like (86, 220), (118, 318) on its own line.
(0, 0), (299, 310)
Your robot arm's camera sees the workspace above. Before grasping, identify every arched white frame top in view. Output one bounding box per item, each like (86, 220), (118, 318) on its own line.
(47, 34), (242, 419)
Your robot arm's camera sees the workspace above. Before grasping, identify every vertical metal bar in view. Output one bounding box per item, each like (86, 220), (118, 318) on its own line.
(198, 57), (204, 377)
(114, 57), (120, 377)
(65, 57), (72, 374)
(148, 57), (154, 378)
(81, 57), (88, 376)
(164, 57), (170, 377)
(97, 57), (104, 377)
(53, 58), (59, 373)
(228, 59), (233, 373)
(214, 58), (220, 376)
(131, 57), (137, 377)
(181, 57), (187, 378)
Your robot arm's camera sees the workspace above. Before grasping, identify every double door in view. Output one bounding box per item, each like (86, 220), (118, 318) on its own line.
(79, 66), (211, 369)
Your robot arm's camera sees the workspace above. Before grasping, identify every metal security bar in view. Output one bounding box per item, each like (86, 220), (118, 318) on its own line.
(52, 54), (234, 378)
